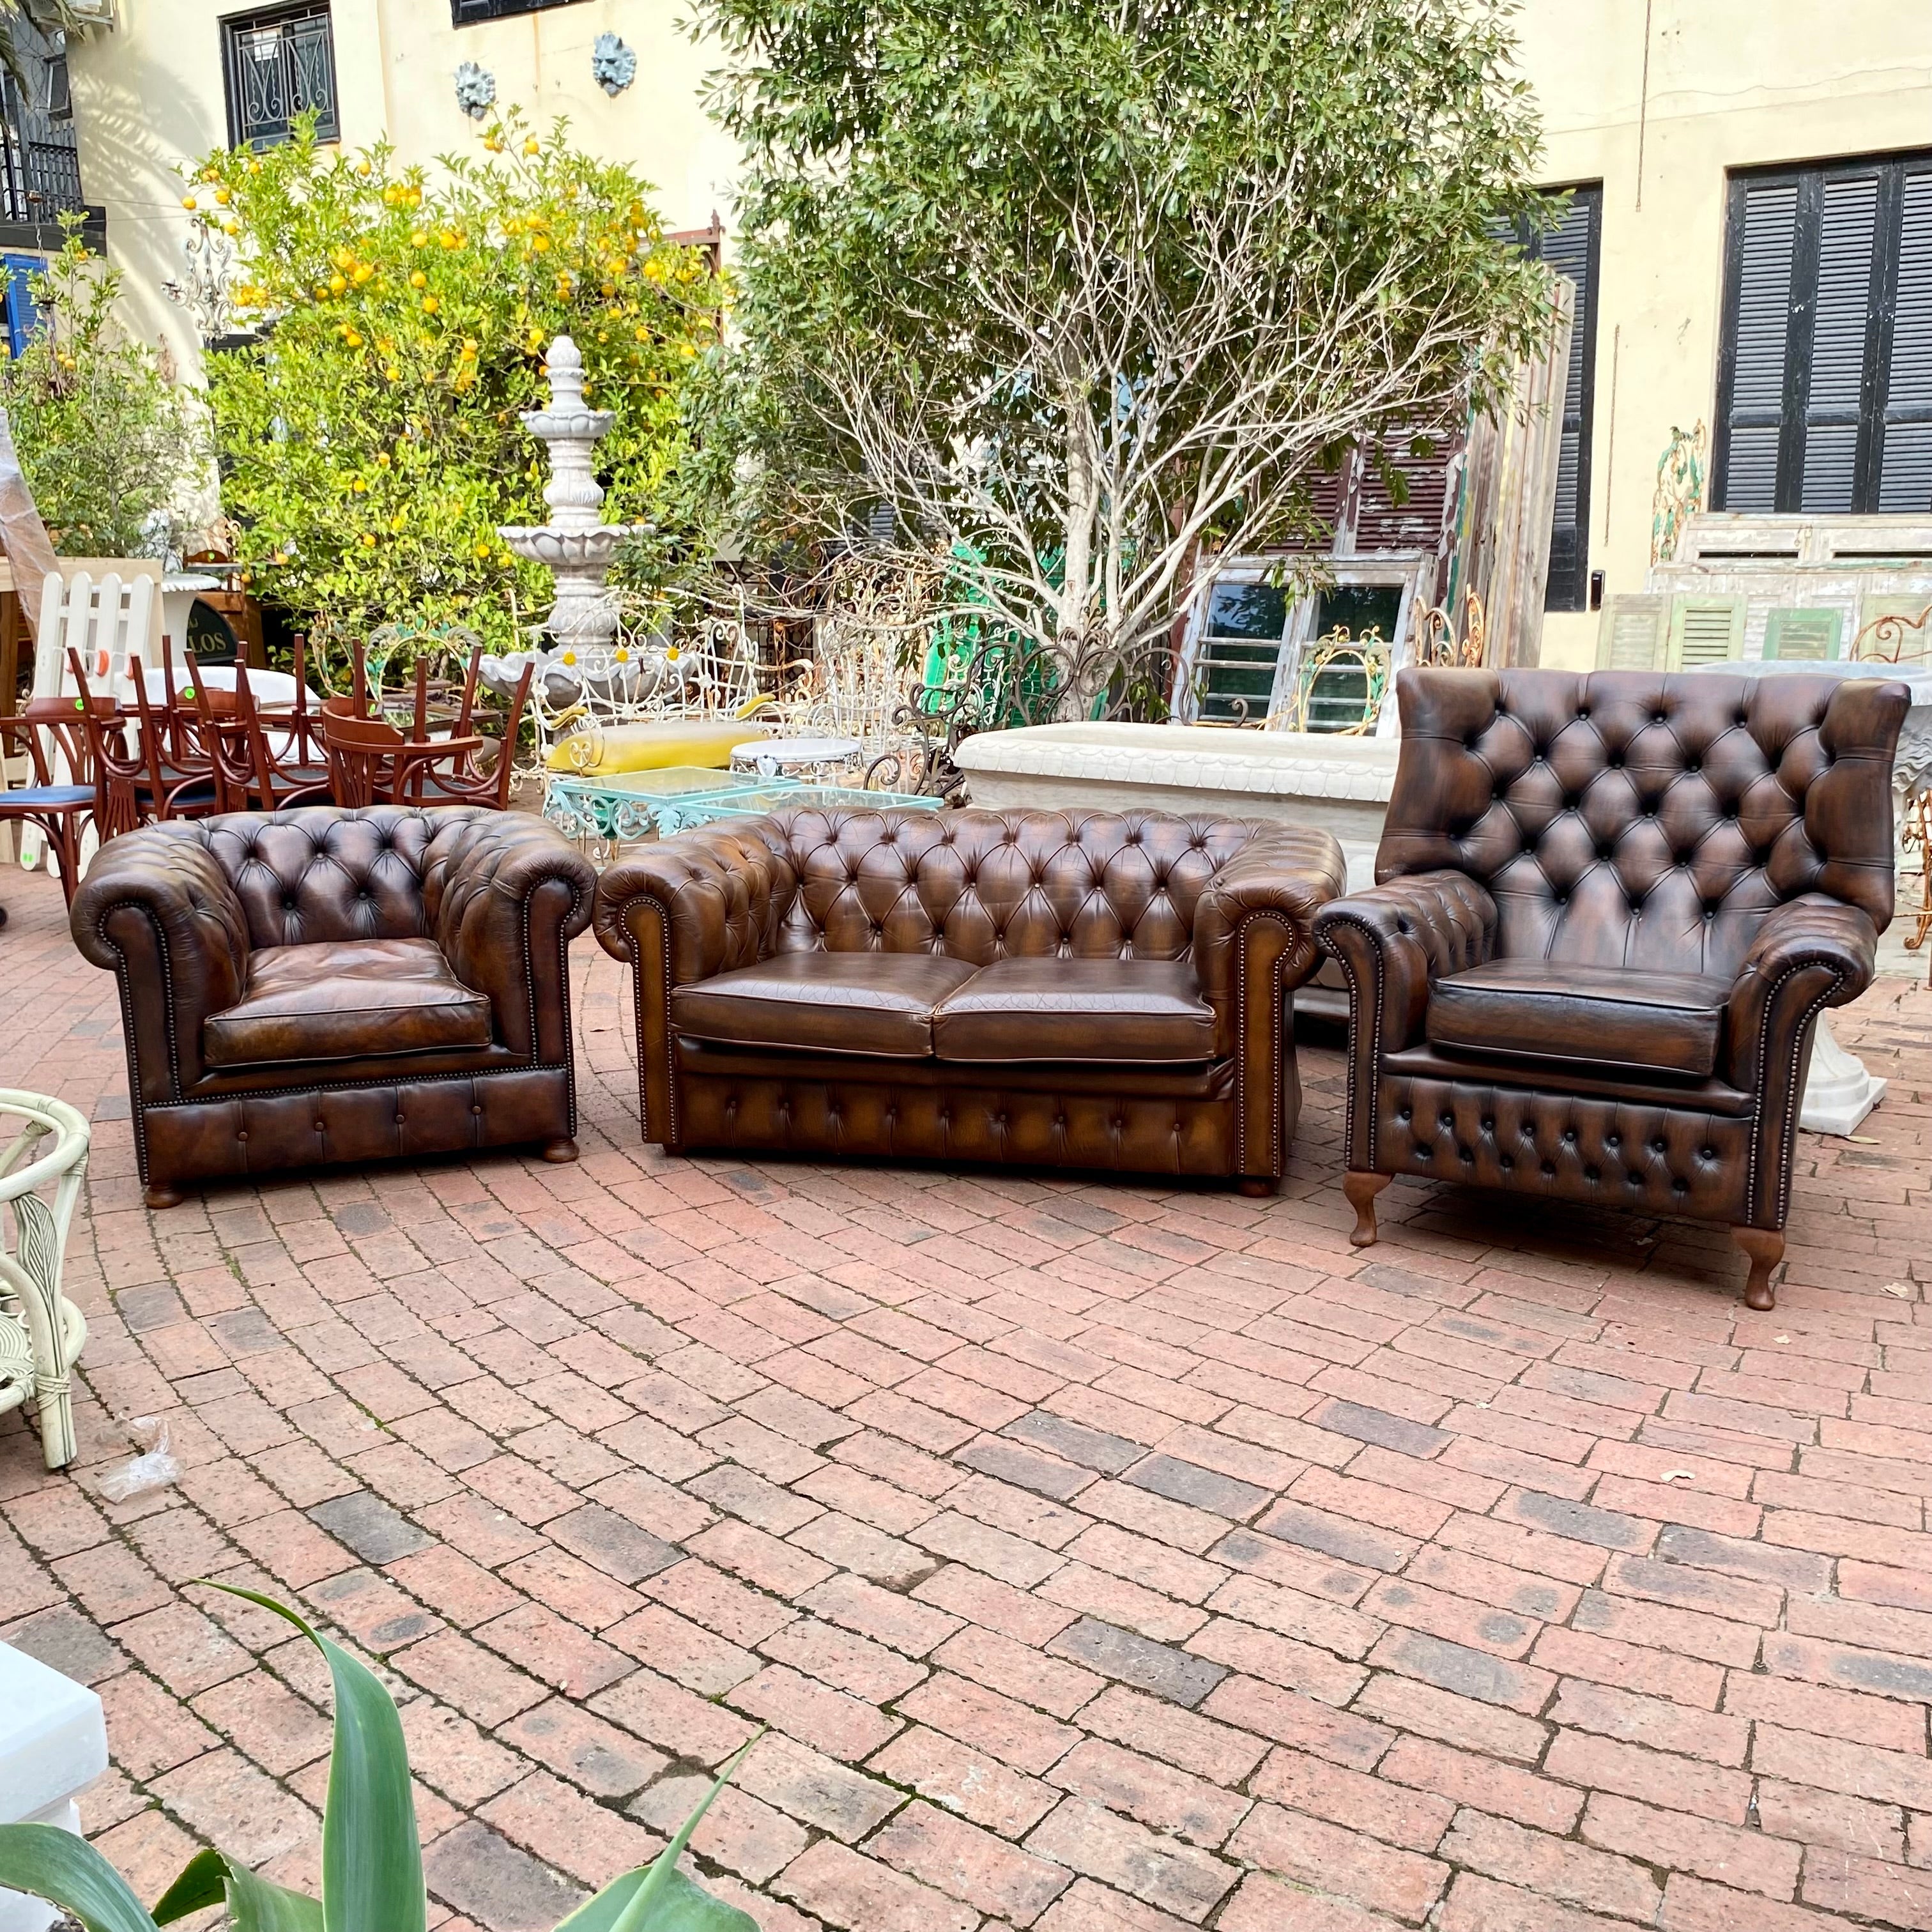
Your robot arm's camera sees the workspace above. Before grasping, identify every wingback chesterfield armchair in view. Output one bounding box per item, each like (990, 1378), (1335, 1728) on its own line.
(1314, 668), (1908, 1310)
(593, 805), (1346, 1190)
(71, 806), (597, 1207)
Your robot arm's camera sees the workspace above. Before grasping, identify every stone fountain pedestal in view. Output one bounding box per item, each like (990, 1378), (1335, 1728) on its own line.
(498, 335), (648, 650)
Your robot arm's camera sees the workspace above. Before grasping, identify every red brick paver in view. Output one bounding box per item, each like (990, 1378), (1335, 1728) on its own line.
(3, 862), (1931, 1932)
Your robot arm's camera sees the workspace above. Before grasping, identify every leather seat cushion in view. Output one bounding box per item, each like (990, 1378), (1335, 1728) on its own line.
(203, 938), (492, 1068)
(1427, 960), (1733, 1078)
(671, 953), (981, 1058)
(933, 958), (1217, 1064)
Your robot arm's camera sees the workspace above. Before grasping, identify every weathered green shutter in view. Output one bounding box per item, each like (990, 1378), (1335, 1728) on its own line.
(1596, 594), (1670, 670)
(1668, 595), (1747, 668)
(1762, 609), (1843, 661)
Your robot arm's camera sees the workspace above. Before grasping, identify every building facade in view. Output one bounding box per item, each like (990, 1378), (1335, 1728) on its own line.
(38, 0), (1932, 671)
(1516, 0), (1932, 668)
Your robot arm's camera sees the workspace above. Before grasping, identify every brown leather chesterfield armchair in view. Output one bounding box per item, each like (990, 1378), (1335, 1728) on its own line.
(594, 806), (1345, 1191)
(1314, 668), (1908, 1310)
(71, 806), (596, 1208)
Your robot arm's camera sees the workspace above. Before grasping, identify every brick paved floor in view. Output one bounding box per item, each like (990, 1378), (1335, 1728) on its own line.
(4, 861), (1932, 1932)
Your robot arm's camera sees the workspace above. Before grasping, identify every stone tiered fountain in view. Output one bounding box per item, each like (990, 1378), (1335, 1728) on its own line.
(497, 335), (646, 650)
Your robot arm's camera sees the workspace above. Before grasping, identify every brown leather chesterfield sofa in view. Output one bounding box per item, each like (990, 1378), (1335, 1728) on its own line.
(593, 806), (1345, 1191)
(1314, 668), (1908, 1310)
(71, 806), (596, 1208)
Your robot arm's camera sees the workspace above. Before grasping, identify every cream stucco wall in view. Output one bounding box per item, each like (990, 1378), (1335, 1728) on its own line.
(57, 0), (1932, 636)
(1515, 3), (1932, 669)
(65, 0), (737, 386)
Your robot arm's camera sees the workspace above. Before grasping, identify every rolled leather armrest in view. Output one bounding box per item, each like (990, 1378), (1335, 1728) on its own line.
(1194, 829), (1348, 1008)
(70, 829), (252, 1100)
(1192, 827), (1347, 1182)
(1313, 871), (1498, 1054)
(1724, 893), (1879, 1096)
(592, 818), (795, 985)
(592, 817), (797, 1152)
(429, 811), (597, 1062)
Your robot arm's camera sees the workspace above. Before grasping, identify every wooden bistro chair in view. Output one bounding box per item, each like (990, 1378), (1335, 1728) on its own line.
(1, 691), (111, 903)
(185, 653), (332, 815)
(125, 645), (221, 822)
(323, 649), (530, 811)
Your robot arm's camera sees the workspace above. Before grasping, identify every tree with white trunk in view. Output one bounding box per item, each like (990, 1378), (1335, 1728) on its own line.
(689, 0), (1557, 715)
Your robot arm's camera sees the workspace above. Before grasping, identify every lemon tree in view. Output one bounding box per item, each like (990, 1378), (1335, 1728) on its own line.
(190, 108), (724, 655)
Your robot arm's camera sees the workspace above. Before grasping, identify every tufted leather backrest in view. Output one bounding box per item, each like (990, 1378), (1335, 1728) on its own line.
(182, 805), (505, 951)
(1378, 669), (1910, 977)
(747, 806), (1282, 963)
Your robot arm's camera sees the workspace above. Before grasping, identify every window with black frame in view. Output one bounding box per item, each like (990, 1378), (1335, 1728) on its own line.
(450, 0), (586, 23)
(1499, 185), (1602, 611)
(1714, 149), (1932, 515)
(222, 3), (338, 150)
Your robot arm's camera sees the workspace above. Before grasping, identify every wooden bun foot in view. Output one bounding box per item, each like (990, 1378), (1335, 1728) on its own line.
(1734, 1227), (1785, 1311)
(1344, 1171), (1390, 1248)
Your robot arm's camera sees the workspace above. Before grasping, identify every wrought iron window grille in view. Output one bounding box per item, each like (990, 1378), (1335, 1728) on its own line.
(222, 2), (339, 151)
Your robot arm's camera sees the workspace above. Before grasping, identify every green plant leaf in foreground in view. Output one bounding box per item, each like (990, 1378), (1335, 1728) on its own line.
(195, 1582), (425, 1932)
(0, 1823), (158, 1932)
(564, 1736), (763, 1932)
(153, 1846), (323, 1932)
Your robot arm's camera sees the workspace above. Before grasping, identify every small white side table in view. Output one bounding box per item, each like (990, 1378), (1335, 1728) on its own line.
(731, 735), (864, 782)
(0, 1644), (108, 1932)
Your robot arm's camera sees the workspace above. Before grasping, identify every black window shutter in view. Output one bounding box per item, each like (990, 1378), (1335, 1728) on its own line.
(1880, 165), (1932, 511)
(1717, 149), (1932, 516)
(1715, 178), (1800, 512)
(1533, 188), (1600, 611)
(1800, 171), (1882, 511)
(1492, 187), (1602, 611)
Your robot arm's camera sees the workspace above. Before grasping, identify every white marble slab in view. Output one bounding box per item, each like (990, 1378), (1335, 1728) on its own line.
(0, 1643), (108, 1932)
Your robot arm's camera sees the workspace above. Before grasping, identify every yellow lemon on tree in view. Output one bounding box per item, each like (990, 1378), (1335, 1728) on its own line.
(328, 273), (347, 295)
(410, 269), (427, 288)
(524, 138), (540, 155)
(356, 158), (372, 176)
(411, 230), (429, 247)
(353, 263), (374, 284)
(214, 187), (231, 206)
(181, 194), (196, 210)
(345, 329), (364, 348)
(361, 532), (378, 548)
(422, 294), (440, 313)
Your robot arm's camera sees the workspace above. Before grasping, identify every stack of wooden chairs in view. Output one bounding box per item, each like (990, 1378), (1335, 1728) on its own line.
(4, 635), (533, 903)
(320, 641), (534, 811)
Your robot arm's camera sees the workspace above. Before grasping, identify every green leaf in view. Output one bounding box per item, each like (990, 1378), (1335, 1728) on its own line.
(0, 1824), (159, 1932)
(558, 1864), (758, 1932)
(155, 1848), (322, 1932)
(564, 1736), (761, 1932)
(195, 1583), (424, 1932)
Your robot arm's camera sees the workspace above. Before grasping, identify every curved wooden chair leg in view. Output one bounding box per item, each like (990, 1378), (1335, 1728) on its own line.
(1344, 1171), (1390, 1248)
(542, 1137), (579, 1164)
(1733, 1227), (1785, 1312)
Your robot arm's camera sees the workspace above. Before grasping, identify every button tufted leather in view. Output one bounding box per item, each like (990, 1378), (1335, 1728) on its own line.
(595, 806), (1344, 1188)
(72, 806), (596, 1201)
(1316, 668), (1910, 1303)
